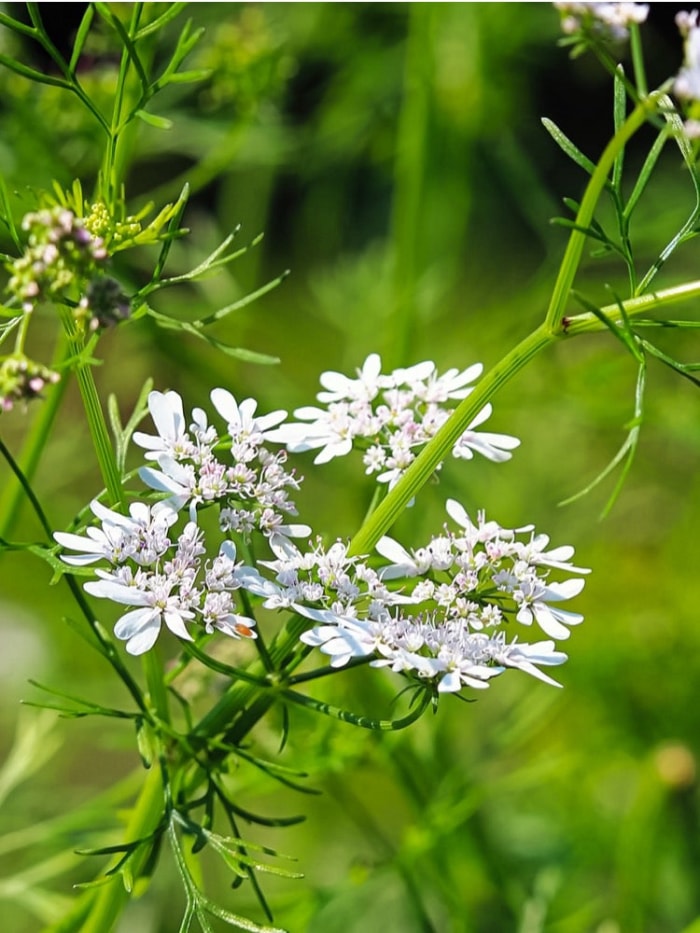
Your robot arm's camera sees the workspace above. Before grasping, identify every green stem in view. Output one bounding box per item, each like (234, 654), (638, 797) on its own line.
(101, 4), (143, 207)
(544, 90), (662, 334)
(387, 3), (434, 367)
(629, 23), (648, 99)
(563, 280), (700, 336)
(192, 616), (308, 742)
(59, 311), (124, 507)
(143, 645), (170, 725)
(13, 307), (30, 353)
(74, 765), (164, 933)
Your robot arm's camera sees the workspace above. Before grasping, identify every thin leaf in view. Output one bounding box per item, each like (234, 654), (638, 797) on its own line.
(632, 318), (700, 329)
(0, 177), (22, 252)
(542, 117), (606, 181)
(26, 680), (137, 720)
(152, 184), (190, 280)
(146, 308), (280, 364)
(152, 21), (204, 92)
(140, 230), (244, 293)
(180, 639), (269, 687)
(111, 378), (154, 472)
(94, 3), (148, 96)
(69, 5), (95, 74)
(135, 109), (173, 130)
(199, 895), (287, 933)
(637, 96), (700, 293)
(560, 360), (646, 517)
(550, 217), (615, 246)
(622, 124), (670, 223)
(281, 686), (431, 731)
(639, 338), (700, 387)
(197, 271), (290, 326)
(133, 3), (188, 40)
(612, 66), (626, 191)
(0, 52), (69, 88)
(571, 290), (644, 363)
(161, 68), (212, 85)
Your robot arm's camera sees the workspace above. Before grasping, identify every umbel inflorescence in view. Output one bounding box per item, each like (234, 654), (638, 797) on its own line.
(55, 355), (589, 698)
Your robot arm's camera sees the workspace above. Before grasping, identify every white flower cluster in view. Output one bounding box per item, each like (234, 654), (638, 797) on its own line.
(54, 388), (309, 654)
(554, 2), (649, 42)
(54, 500), (257, 655)
(234, 499), (589, 695)
(54, 385), (588, 697)
(133, 389), (310, 538)
(266, 354), (519, 490)
(674, 11), (700, 138)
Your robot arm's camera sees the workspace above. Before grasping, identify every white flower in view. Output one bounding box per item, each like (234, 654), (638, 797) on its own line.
(270, 354), (520, 489)
(375, 536), (434, 578)
(494, 637), (568, 688)
(300, 618), (377, 667)
(210, 388), (287, 452)
(200, 590), (257, 639)
(514, 578), (586, 640)
(266, 404), (356, 464)
(554, 2), (649, 41)
(412, 362), (483, 403)
(514, 534), (591, 575)
(54, 499), (178, 566)
(316, 353), (385, 403)
(139, 456), (199, 515)
(133, 391), (194, 461)
(675, 12), (700, 107)
(284, 496), (589, 696)
(84, 571), (195, 655)
(452, 404), (521, 463)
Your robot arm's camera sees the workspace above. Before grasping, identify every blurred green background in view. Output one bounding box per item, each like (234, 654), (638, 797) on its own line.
(1, 4), (700, 932)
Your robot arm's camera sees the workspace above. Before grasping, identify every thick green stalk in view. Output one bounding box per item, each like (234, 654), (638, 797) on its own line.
(71, 765), (164, 933)
(563, 280), (700, 336)
(101, 4), (143, 208)
(60, 312), (124, 507)
(544, 90), (662, 333)
(387, 3), (434, 367)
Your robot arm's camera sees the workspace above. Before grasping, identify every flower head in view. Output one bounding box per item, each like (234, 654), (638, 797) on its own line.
(554, 2), (649, 43)
(0, 354), (60, 413)
(6, 207), (109, 314)
(55, 502), (258, 655)
(235, 497), (589, 696)
(134, 389), (310, 537)
(267, 354), (519, 493)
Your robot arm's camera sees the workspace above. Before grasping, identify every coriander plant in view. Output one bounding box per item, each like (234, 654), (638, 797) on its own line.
(1, 4), (699, 932)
